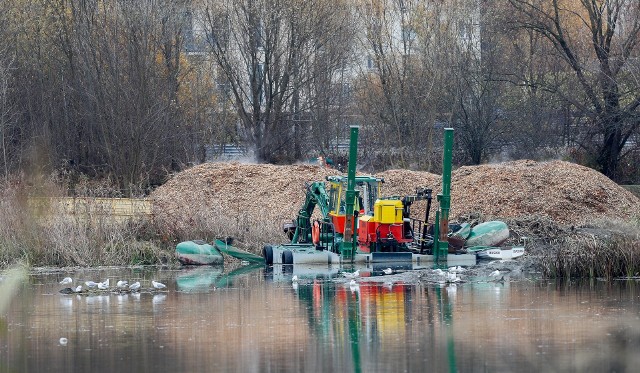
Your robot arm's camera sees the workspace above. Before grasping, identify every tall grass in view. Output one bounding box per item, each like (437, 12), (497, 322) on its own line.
(0, 173), (283, 269)
(0, 179), (170, 268)
(151, 201), (286, 255)
(540, 219), (640, 279)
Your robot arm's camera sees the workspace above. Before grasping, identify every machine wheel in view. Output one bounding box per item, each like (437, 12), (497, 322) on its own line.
(282, 250), (294, 265)
(262, 245), (273, 265)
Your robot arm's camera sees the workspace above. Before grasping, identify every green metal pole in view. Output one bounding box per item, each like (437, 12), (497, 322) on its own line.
(342, 125), (359, 260)
(435, 128), (454, 262)
(433, 210), (441, 260)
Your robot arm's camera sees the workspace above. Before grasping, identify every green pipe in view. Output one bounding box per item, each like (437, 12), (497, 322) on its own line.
(433, 210), (441, 260)
(435, 128), (454, 262)
(341, 125), (359, 260)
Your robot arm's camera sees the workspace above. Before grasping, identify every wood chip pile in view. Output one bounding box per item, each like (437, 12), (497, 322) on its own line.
(446, 160), (640, 225)
(151, 162), (337, 241)
(151, 160), (640, 242)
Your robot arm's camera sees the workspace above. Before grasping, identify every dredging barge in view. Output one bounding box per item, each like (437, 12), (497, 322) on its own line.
(262, 126), (522, 266)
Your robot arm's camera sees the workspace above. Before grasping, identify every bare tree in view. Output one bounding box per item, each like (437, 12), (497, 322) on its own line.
(497, 23), (570, 160)
(43, 0), (196, 193)
(509, 0), (640, 181)
(446, 0), (517, 165)
(0, 0), (65, 180)
(202, 0), (356, 163)
(450, 59), (507, 165)
(354, 0), (440, 171)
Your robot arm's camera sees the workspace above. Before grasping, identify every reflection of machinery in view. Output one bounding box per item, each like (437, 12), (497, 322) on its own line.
(288, 274), (458, 372)
(175, 264), (264, 292)
(262, 264), (459, 373)
(175, 266), (223, 292)
(289, 275), (415, 373)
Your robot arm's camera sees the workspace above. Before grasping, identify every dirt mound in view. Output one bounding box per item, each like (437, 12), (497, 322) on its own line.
(151, 162), (338, 242)
(375, 169), (441, 197)
(151, 160), (640, 243)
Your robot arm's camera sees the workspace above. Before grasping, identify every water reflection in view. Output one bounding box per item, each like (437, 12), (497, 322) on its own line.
(175, 266), (223, 292)
(271, 265), (516, 372)
(0, 266), (639, 372)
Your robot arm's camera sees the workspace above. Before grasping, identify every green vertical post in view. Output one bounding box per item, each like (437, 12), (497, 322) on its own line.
(434, 128), (454, 262)
(433, 215), (440, 258)
(341, 125), (359, 260)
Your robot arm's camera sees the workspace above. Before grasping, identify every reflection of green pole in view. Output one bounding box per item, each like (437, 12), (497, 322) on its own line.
(434, 128), (454, 262)
(297, 281), (361, 373)
(348, 291), (362, 373)
(436, 287), (458, 373)
(438, 289), (458, 372)
(342, 125), (359, 260)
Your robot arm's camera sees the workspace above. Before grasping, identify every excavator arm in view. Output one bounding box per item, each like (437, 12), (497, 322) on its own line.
(290, 181), (332, 243)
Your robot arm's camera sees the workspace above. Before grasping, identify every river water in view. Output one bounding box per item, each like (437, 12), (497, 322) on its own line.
(1, 265), (639, 372)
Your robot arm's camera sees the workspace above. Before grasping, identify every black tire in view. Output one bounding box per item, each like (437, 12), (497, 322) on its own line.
(282, 250), (294, 265)
(262, 245), (274, 265)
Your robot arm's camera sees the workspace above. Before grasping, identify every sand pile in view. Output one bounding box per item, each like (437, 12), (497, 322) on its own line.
(151, 160), (640, 242)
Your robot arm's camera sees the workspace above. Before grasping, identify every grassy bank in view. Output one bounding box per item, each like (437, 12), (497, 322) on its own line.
(514, 217), (640, 279)
(0, 182), (171, 268)
(544, 232), (640, 279)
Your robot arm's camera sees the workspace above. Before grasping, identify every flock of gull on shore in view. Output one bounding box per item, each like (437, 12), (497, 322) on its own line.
(58, 276), (167, 294)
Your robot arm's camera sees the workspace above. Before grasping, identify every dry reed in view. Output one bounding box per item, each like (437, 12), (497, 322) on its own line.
(0, 179), (170, 268)
(539, 219), (640, 279)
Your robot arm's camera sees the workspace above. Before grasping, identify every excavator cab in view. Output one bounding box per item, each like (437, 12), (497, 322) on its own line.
(326, 176), (383, 234)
